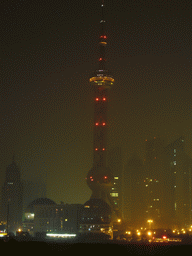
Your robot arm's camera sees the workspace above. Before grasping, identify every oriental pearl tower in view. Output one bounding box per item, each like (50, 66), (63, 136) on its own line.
(80, 1), (116, 237)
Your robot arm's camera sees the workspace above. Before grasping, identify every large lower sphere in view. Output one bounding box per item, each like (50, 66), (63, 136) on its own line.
(80, 198), (112, 224)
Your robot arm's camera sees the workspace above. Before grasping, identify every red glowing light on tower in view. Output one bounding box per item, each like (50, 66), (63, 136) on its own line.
(102, 122), (106, 126)
(99, 58), (103, 61)
(96, 122), (99, 126)
(104, 176), (107, 179)
(103, 97), (106, 101)
(102, 148), (105, 151)
(95, 148), (98, 151)
(96, 98), (99, 101)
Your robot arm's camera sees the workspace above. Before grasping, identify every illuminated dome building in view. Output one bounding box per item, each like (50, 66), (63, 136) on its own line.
(79, 2), (116, 237)
(23, 197), (56, 235)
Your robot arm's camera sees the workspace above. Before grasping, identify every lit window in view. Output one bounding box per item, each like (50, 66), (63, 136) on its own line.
(65, 219), (68, 221)
(173, 161), (176, 165)
(110, 193), (118, 197)
(114, 177), (119, 180)
(174, 149), (176, 153)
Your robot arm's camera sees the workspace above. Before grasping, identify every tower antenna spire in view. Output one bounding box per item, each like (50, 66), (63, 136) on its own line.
(99, 0), (107, 71)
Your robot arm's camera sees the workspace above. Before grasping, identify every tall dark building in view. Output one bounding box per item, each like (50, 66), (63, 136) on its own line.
(124, 154), (145, 228)
(80, 2), (115, 237)
(143, 136), (192, 229)
(145, 137), (166, 163)
(107, 147), (122, 214)
(2, 156), (23, 233)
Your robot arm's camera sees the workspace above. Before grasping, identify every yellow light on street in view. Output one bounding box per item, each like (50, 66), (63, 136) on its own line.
(126, 231), (131, 235)
(117, 219), (121, 223)
(147, 219), (153, 223)
(147, 231), (152, 236)
(137, 232), (141, 236)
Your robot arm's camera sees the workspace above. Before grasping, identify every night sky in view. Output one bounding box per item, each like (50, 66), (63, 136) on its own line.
(1, 0), (192, 205)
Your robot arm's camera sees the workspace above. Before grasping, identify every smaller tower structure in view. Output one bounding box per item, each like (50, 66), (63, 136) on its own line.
(2, 156), (23, 233)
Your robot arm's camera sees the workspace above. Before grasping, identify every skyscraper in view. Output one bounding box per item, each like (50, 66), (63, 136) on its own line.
(107, 147), (122, 213)
(2, 156), (23, 233)
(143, 136), (192, 229)
(124, 154), (145, 227)
(80, 1), (115, 236)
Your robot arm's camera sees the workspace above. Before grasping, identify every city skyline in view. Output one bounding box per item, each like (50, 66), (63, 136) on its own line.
(1, 0), (192, 205)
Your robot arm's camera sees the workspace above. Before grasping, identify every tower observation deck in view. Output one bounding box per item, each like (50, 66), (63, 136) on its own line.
(79, 1), (116, 238)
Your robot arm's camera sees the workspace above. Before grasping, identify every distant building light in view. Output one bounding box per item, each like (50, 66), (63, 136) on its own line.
(46, 233), (76, 238)
(114, 177), (119, 180)
(173, 161), (176, 165)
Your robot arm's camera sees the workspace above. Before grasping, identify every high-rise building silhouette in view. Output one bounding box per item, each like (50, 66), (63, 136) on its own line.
(143, 136), (192, 229)
(107, 147), (122, 214)
(2, 156), (23, 233)
(124, 154), (145, 227)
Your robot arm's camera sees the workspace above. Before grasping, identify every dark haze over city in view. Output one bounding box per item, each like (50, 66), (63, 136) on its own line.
(1, 0), (192, 205)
